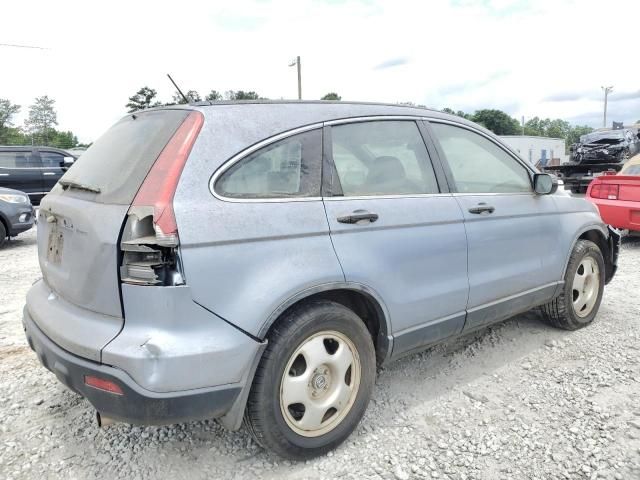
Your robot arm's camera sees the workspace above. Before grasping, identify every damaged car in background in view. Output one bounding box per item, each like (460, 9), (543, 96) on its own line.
(571, 129), (640, 163)
(546, 128), (640, 193)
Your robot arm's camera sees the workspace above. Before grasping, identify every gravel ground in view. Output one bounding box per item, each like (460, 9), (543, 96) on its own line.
(1, 226), (639, 480)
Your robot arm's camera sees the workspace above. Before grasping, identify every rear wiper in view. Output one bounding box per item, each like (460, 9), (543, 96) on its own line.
(59, 179), (101, 194)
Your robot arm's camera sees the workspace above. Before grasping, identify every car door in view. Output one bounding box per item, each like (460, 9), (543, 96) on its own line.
(322, 119), (469, 357)
(37, 150), (68, 192)
(426, 121), (559, 331)
(0, 149), (43, 201)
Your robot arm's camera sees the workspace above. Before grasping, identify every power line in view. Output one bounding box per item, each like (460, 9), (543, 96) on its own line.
(0, 42), (48, 50)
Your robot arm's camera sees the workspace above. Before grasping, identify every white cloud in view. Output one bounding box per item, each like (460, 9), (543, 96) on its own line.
(1, 0), (639, 142)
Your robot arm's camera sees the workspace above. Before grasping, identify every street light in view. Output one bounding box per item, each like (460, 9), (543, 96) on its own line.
(289, 56), (302, 100)
(601, 86), (613, 128)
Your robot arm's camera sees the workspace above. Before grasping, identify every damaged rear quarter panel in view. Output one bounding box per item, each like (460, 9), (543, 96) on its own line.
(101, 284), (263, 393)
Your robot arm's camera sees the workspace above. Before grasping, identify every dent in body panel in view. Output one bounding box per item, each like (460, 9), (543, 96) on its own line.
(102, 284), (264, 393)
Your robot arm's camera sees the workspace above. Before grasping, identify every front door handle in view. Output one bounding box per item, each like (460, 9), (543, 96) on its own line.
(468, 203), (495, 215)
(337, 210), (379, 224)
(43, 172), (56, 176)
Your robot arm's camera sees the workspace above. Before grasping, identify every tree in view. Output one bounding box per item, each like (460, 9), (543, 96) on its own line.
(172, 90), (202, 104)
(126, 86), (160, 112)
(321, 92), (341, 101)
(25, 95), (58, 144)
(471, 109), (520, 135)
(566, 125), (593, 147)
(225, 90), (262, 100)
(0, 99), (21, 144)
(205, 90), (223, 101)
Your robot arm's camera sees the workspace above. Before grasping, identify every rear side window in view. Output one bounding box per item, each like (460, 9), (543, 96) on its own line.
(215, 129), (322, 198)
(40, 151), (65, 168)
(330, 121), (438, 196)
(0, 151), (38, 168)
(431, 123), (532, 194)
(60, 110), (189, 204)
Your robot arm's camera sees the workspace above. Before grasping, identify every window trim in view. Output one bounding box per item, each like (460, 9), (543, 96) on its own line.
(324, 117), (445, 198)
(424, 119), (536, 195)
(209, 123), (324, 203)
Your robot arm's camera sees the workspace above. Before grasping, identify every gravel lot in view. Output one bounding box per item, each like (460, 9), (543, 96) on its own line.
(1, 226), (639, 480)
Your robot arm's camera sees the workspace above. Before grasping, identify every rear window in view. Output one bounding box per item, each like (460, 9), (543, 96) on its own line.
(59, 109), (190, 204)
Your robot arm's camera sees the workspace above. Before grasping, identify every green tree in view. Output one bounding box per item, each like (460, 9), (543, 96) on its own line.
(25, 95), (58, 145)
(51, 130), (79, 149)
(205, 90), (223, 101)
(126, 86), (160, 112)
(471, 109), (520, 135)
(321, 92), (341, 101)
(172, 90), (202, 104)
(225, 90), (262, 100)
(0, 99), (21, 144)
(566, 125), (593, 147)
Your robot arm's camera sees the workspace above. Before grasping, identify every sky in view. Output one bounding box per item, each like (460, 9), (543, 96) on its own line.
(2, 0), (640, 143)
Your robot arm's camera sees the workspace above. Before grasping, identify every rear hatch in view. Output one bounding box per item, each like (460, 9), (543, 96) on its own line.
(33, 109), (192, 360)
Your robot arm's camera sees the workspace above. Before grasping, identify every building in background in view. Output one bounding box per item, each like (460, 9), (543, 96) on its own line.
(500, 135), (568, 168)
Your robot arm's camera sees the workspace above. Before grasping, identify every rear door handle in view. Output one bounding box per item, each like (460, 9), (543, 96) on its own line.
(468, 203), (495, 215)
(337, 210), (379, 224)
(43, 172), (56, 176)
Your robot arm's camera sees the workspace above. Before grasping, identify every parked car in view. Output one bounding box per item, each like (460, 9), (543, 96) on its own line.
(587, 154), (640, 232)
(0, 146), (76, 205)
(23, 102), (620, 459)
(0, 187), (35, 247)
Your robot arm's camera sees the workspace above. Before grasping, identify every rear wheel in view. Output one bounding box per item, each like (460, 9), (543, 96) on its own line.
(244, 300), (376, 459)
(540, 240), (605, 330)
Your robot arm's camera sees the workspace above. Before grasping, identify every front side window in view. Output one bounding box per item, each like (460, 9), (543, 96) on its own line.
(215, 129), (322, 198)
(330, 121), (438, 196)
(431, 123), (532, 194)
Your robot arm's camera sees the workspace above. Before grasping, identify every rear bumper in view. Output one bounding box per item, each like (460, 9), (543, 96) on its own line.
(591, 198), (640, 232)
(23, 309), (242, 425)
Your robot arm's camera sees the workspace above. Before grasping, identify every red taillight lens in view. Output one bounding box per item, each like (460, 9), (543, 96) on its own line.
(84, 375), (124, 395)
(590, 183), (619, 200)
(132, 111), (204, 242)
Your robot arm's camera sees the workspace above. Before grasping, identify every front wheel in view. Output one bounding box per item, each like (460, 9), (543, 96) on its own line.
(244, 300), (376, 460)
(540, 239), (605, 330)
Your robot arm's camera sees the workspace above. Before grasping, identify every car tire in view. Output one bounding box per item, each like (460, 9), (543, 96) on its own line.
(540, 240), (605, 330)
(0, 221), (6, 248)
(244, 300), (376, 460)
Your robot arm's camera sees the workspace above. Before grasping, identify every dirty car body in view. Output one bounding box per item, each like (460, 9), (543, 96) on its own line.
(23, 102), (619, 445)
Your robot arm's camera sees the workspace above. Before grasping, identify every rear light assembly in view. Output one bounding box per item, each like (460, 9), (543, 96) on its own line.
(84, 375), (124, 395)
(120, 111), (204, 286)
(590, 183), (619, 200)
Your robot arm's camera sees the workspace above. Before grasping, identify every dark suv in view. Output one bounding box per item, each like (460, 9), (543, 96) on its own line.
(0, 146), (76, 205)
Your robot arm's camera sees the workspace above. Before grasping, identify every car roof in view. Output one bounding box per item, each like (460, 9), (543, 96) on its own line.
(156, 99), (483, 130)
(0, 145), (75, 154)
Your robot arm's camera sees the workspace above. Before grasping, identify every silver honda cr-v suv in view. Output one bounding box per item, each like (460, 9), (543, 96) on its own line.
(23, 102), (619, 459)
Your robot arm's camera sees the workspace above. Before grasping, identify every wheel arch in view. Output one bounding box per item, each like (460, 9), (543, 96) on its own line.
(259, 282), (393, 365)
(564, 225), (618, 284)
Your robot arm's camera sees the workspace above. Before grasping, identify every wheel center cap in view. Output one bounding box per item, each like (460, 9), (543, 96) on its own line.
(313, 375), (327, 390)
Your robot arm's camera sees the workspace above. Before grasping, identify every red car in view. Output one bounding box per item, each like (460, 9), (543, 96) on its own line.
(587, 155), (640, 232)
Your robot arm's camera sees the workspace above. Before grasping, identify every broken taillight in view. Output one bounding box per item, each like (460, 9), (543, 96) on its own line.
(590, 183), (619, 200)
(120, 111), (204, 286)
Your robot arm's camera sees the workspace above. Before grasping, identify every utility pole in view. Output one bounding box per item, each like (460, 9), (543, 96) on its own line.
(289, 56), (302, 99)
(601, 86), (613, 128)
(521, 116), (525, 135)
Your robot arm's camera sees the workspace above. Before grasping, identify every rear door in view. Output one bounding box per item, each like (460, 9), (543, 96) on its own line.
(0, 149), (43, 201)
(427, 121), (558, 331)
(322, 119), (469, 357)
(37, 149), (68, 193)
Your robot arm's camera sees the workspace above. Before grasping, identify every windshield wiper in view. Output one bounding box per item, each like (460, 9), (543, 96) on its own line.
(59, 179), (101, 194)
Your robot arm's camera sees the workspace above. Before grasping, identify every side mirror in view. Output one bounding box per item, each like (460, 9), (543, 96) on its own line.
(534, 173), (557, 195)
(61, 156), (75, 171)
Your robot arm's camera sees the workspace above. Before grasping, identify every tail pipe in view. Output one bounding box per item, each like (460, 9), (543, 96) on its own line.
(96, 412), (116, 428)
